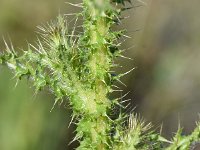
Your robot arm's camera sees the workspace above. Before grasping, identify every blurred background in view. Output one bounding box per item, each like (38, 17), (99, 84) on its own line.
(0, 0), (200, 149)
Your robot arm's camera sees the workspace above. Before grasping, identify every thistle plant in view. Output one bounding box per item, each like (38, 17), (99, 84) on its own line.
(0, 0), (200, 149)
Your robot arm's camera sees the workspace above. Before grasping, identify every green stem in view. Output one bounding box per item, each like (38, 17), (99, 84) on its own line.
(75, 0), (114, 149)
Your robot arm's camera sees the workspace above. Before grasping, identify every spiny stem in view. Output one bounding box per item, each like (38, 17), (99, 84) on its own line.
(76, 0), (115, 149)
